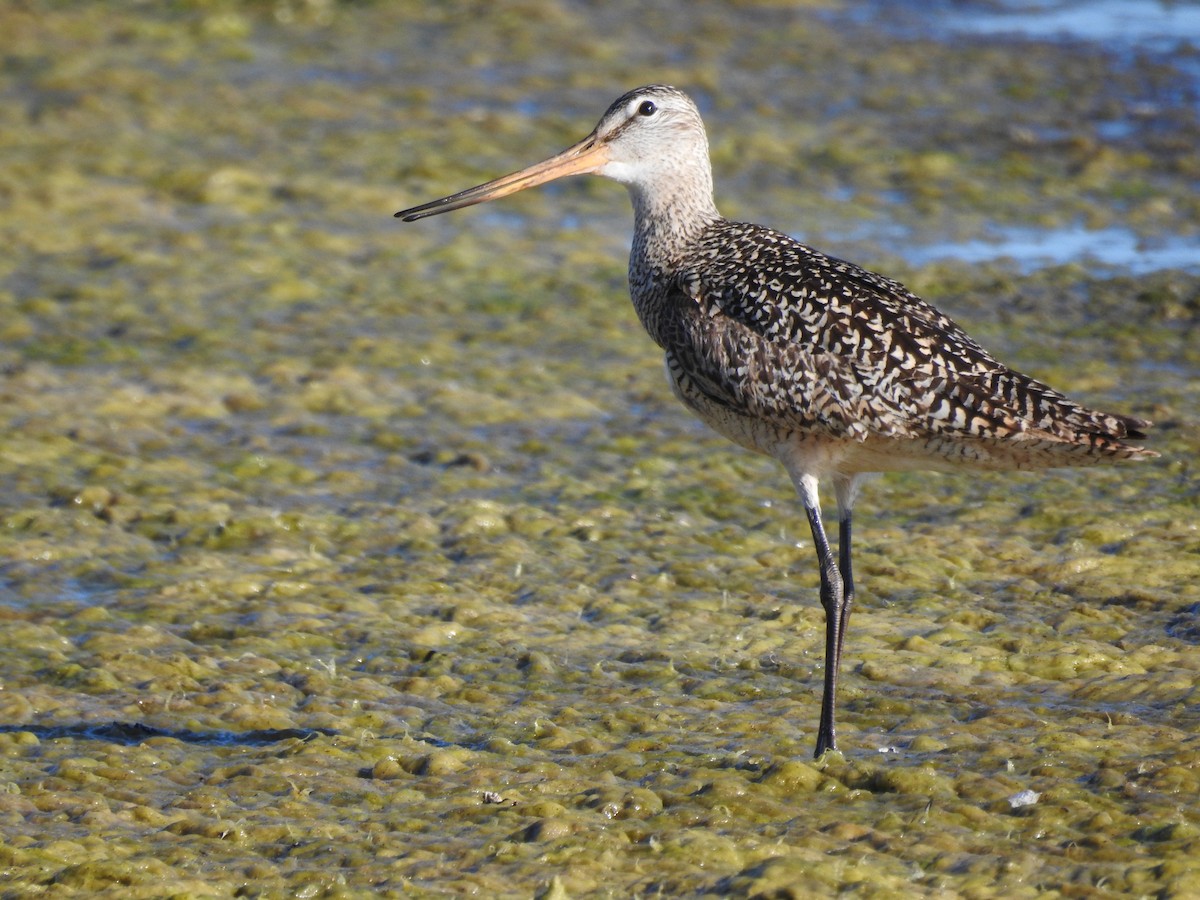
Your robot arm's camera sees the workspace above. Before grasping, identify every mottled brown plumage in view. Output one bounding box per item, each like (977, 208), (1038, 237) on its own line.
(396, 84), (1157, 757)
(650, 217), (1152, 471)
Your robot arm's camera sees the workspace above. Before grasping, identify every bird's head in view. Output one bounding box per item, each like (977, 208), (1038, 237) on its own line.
(396, 84), (711, 221)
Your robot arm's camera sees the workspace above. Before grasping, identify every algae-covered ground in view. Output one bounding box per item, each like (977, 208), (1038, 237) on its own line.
(1, 1), (1198, 897)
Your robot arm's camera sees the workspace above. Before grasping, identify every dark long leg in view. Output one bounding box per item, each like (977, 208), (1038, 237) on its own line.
(836, 509), (854, 662)
(797, 474), (845, 758)
(832, 475), (859, 677)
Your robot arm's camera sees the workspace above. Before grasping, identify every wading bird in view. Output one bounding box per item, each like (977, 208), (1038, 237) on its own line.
(396, 85), (1156, 757)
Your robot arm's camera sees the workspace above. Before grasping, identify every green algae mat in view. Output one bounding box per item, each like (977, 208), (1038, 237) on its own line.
(1, 2), (1198, 897)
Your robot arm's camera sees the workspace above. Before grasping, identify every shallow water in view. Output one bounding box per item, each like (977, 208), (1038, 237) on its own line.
(939, 0), (1200, 46)
(902, 223), (1200, 272)
(0, 1), (1198, 897)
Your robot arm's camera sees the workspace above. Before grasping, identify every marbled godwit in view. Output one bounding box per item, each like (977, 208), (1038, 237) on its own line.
(396, 85), (1156, 757)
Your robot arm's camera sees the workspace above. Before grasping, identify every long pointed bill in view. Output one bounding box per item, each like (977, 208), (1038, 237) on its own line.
(395, 132), (610, 221)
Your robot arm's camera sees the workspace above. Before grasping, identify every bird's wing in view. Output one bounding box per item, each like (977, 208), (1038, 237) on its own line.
(672, 222), (1148, 447)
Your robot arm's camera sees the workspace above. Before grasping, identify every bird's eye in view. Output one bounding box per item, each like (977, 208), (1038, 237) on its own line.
(637, 100), (657, 117)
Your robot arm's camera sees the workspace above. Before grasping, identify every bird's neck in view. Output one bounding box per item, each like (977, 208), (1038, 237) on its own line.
(626, 173), (720, 273)
(623, 177), (720, 348)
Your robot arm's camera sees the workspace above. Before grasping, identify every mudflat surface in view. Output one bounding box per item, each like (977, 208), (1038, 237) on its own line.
(1, 2), (1197, 896)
